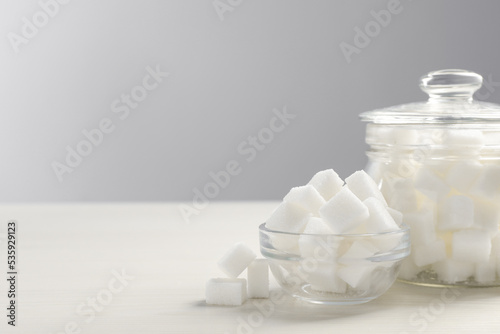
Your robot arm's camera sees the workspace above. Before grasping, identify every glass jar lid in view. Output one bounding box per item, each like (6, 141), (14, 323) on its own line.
(360, 69), (500, 124)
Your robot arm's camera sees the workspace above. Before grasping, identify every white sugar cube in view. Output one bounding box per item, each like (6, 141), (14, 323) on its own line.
(438, 195), (474, 231)
(298, 217), (338, 260)
(441, 129), (485, 147)
(398, 258), (422, 280)
(391, 128), (420, 146)
(283, 185), (326, 214)
(471, 164), (500, 198)
(307, 169), (344, 201)
(247, 259), (269, 298)
(365, 125), (419, 146)
(337, 263), (378, 290)
(304, 263), (347, 293)
(473, 199), (500, 235)
(412, 239), (446, 267)
(452, 230), (491, 263)
(319, 187), (370, 234)
(475, 255), (497, 283)
(434, 260), (474, 284)
(205, 278), (247, 306)
(218, 242), (256, 278)
(339, 240), (379, 263)
(363, 197), (399, 233)
(405, 206), (437, 246)
(266, 202), (311, 233)
(414, 167), (450, 200)
(445, 162), (482, 192)
(345, 170), (387, 206)
(387, 207), (403, 226)
(370, 233), (403, 253)
(386, 178), (419, 213)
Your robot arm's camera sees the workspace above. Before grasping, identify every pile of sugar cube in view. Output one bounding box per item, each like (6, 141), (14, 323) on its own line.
(206, 242), (269, 306)
(366, 125), (500, 284)
(265, 169), (404, 292)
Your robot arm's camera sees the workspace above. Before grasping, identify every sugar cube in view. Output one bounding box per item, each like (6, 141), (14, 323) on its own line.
(438, 195), (474, 231)
(434, 260), (474, 284)
(370, 233), (403, 253)
(265, 202), (311, 233)
(471, 164), (500, 198)
(345, 170), (387, 206)
(473, 199), (500, 235)
(412, 239), (447, 266)
(363, 197), (399, 233)
(386, 178), (419, 213)
(441, 129), (485, 147)
(307, 169), (344, 201)
(298, 217), (338, 260)
(247, 259), (269, 298)
(337, 262), (378, 290)
(398, 258), (423, 280)
(206, 278), (247, 306)
(283, 185), (325, 214)
(475, 255), (497, 283)
(445, 162), (482, 192)
(218, 242), (256, 278)
(452, 230), (491, 263)
(304, 263), (347, 293)
(387, 207), (403, 226)
(338, 240), (379, 263)
(319, 187), (370, 234)
(405, 206), (437, 246)
(414, 167), (451, 200)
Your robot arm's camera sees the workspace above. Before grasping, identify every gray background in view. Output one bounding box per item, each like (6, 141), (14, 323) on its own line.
(2, 0), (500, 202)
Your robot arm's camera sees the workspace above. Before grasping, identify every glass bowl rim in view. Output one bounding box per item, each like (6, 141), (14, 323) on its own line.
(259, 222), (410, 238)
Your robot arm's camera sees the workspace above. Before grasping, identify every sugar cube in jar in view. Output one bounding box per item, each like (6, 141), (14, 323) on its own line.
(360, 69), (500, 286)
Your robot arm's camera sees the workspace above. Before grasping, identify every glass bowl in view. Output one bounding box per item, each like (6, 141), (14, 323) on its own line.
(259, 222), (410, 305)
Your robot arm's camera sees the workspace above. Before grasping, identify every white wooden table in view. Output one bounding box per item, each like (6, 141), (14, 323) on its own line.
(0, 202), (499, 334)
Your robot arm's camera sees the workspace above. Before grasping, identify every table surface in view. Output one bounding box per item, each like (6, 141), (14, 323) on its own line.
(0, 202), (499, 334)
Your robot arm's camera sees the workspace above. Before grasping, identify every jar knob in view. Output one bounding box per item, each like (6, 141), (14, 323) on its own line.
(419, 69), (483, 102)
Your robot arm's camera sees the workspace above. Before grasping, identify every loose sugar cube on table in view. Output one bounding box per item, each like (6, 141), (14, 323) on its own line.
(445, 161), (482, 192)
(247, 259), (269, 298)
(319, 187), (369, 234)
(218, 242), (256, 278)
(283, 185), (325, 214)
(307, 169), (344, 201)
(438, 195), (474, 231)
(205, 278), (247, 306)
(452, 230), (491, 263)
(345, 170), (387, 206)
(363, 197), (399, 233)
(434, 260), (475, 284)
(412, 239), (446, 267)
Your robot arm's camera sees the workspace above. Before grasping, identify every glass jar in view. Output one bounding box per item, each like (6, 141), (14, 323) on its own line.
(360, 69), (500, 287)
